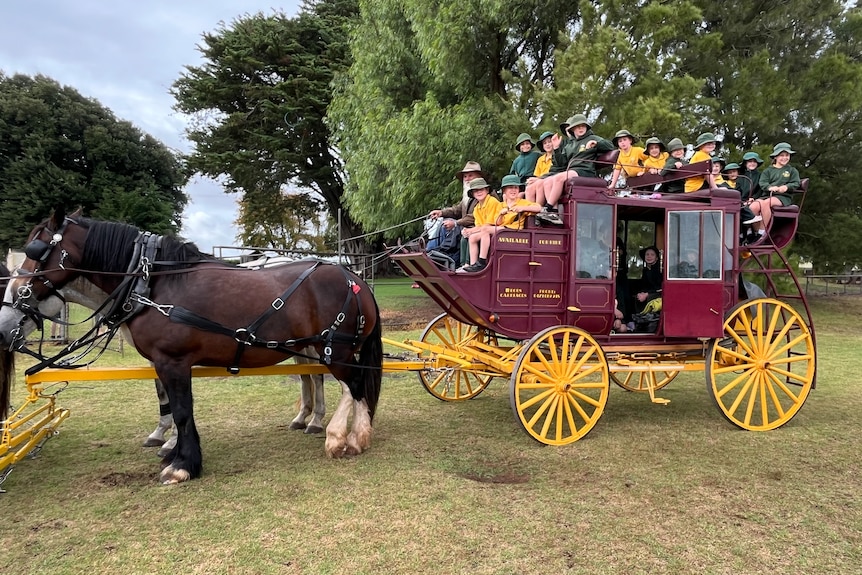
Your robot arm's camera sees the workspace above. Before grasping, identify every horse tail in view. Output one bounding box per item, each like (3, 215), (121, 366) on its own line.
(0, 348), (15, 421)
(359, 304), (383, 422)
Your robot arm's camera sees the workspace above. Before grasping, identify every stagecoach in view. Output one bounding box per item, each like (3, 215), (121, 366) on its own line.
(0, 155), (815, 488)
(391, 154), (815, 445)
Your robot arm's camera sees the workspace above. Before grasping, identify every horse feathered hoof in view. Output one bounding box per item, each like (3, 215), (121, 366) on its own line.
(142, 437), (166, 447)
(160, 465), (191, 485)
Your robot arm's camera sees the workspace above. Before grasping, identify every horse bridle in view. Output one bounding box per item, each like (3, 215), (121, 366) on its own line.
(6, 218), (77, 341)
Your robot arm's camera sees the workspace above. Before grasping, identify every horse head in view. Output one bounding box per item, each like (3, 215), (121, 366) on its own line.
(0, 207), (87, 350)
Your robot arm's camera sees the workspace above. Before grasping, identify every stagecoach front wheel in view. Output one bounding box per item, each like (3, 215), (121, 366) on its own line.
(417, 313), (496, 401)
(706, 298), (815, 431)
(510, 326), (609, 445)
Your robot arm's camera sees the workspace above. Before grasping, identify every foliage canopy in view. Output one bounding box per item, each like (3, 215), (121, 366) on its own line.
(0, 73), (188, 253)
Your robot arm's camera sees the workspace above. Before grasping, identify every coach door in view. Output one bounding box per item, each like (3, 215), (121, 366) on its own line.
(662, 209), (725, 337)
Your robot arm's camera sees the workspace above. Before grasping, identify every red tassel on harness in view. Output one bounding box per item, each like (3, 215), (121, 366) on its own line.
(352, 283), (361, 294)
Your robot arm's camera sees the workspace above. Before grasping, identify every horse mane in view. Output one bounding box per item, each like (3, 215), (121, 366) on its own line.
(80, 219), (228, 285)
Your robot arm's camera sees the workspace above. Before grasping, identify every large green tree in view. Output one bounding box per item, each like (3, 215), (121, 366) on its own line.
(0, 73), (188, 253)
(678, 0), (862, 270)
(330, 0), (707, 238)
(171, 0), (360, 251)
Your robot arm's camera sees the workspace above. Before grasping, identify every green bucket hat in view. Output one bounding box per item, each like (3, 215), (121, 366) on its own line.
(770, 142), (796, 157)
(537, 130), (555, 146)
(724, 162), (740, 171)
(468, 177), (490, 191)
(742, 151), (764, 165)
(695, 132), (718, 148)
(644, 136), (666, 153)
(500, 174), (525, 188)
(712, 157), (726, 170)
(612, 129), (637, 147)
(666, 138), (685, 153)
(560, 113), (590, 134)
(514, 132), (535, 151)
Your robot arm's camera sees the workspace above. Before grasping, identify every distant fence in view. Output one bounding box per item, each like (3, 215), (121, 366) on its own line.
(803, 275), (862, 296)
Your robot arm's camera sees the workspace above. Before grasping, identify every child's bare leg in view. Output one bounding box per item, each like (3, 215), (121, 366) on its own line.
(545, 171), (575, 206)
(468, 234), (480, 264)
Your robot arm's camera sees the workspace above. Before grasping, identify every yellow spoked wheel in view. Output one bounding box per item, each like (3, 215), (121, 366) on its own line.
(510, 326), (609, 445)
(417, 313), (496, 401)
(610, 367), (680, 392)
(706, 298), (815, 431)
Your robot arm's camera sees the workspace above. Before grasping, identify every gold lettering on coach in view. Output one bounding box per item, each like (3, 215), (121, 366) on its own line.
(499, 286), (528, 299)
(498, 236), (529, 244)
(533, 288), (561, 300)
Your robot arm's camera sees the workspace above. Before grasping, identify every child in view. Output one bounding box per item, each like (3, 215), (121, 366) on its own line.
(745, 142), (801, 236)
(685, 132), (719, 192)
(711, 157), (727, 187)
(722, 162), (740, 189)
(510, 133), (540, 184)
(660, 138), (688, 193)
(534, 114), (614, 225)
(738, 151), (764, 202)
(638, 137), (668, 176)
(531, 131), (555, 179)
(456, 174), (541, 273)
(607, 129), (645, 190)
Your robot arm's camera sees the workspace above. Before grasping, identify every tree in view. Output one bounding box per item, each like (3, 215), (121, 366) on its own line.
(329, 0), (584, 238)
(171, 0), (361, 251)
(330, 0), (705, 237)
(677, 0), (862, 270)
(0, 73), (188, 253)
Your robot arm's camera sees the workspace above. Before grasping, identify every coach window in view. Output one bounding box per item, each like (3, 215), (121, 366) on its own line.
(667, 210), (723, 280)
(575, 203), (613, 279)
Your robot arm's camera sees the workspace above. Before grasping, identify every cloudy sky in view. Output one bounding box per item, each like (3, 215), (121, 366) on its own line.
(0, 0), (301, 253)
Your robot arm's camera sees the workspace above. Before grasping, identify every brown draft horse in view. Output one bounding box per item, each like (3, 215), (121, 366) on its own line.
(0, 209), (382, 484)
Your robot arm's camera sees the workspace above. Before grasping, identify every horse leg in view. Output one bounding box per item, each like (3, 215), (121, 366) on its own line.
(288, 348), (326, 434)
(143, 377), (174, 447)
(345, 396), (373, 456)
(288, 374), (314, 431)
(324, 381), (355, 458)
(157, 369), (202, 484)
(305, 372), (325, 435)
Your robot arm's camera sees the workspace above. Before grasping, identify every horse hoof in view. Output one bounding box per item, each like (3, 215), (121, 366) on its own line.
(160, 466), (190, 485)
(288, 421), (307, 431)
(156, 446), (173, 458)
(142, 437), (166, 447)
(304, 425), (324, 435)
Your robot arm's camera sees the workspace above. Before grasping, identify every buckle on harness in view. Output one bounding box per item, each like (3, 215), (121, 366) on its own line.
(271, 298), (284, 310)
(234, 328), (254, 345)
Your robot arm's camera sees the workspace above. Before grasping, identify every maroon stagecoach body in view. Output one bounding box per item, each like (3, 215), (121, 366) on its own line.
(392, 168), (809, 346)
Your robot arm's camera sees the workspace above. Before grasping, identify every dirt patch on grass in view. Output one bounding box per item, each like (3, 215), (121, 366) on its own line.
(380, 296), (441, 330)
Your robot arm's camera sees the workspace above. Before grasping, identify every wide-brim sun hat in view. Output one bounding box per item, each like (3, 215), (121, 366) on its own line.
(560, 113), (591, 135)
(742, 151), (764, 165)
(666, 138), (685, 152)
(612, 129), (637, 147)
(514, 133), (535, 151)
(500, 174), (525, 188)
(770, 142), (796, 157)
(644, 136), (666, 153)
(537, 130), (555, 146)
(695, 132), (718, 149)
(455, 161), (483, 181)
(724, 162), (740, 171)
(712, 157), (727, 169)
(468, 177), (490, 191)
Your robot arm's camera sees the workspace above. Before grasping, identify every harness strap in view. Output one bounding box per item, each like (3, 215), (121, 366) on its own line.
(321, 266), (365, 365)
(167, 261), (322, 374)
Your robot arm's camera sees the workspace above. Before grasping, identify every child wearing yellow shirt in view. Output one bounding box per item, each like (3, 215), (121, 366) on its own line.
(639, 137), (669, 175)
(685, 132), (719, 192)
(607, 129), (645, 189)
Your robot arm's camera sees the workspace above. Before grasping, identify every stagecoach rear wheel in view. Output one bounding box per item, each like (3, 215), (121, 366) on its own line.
(510, 326), (609, 445)
(706, 298), (815, 431)
(417, 313), (497, 401)
(610, 368), (679, 392)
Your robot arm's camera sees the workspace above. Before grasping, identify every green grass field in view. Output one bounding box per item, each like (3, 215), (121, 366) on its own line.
(1, 287), (861, 574)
